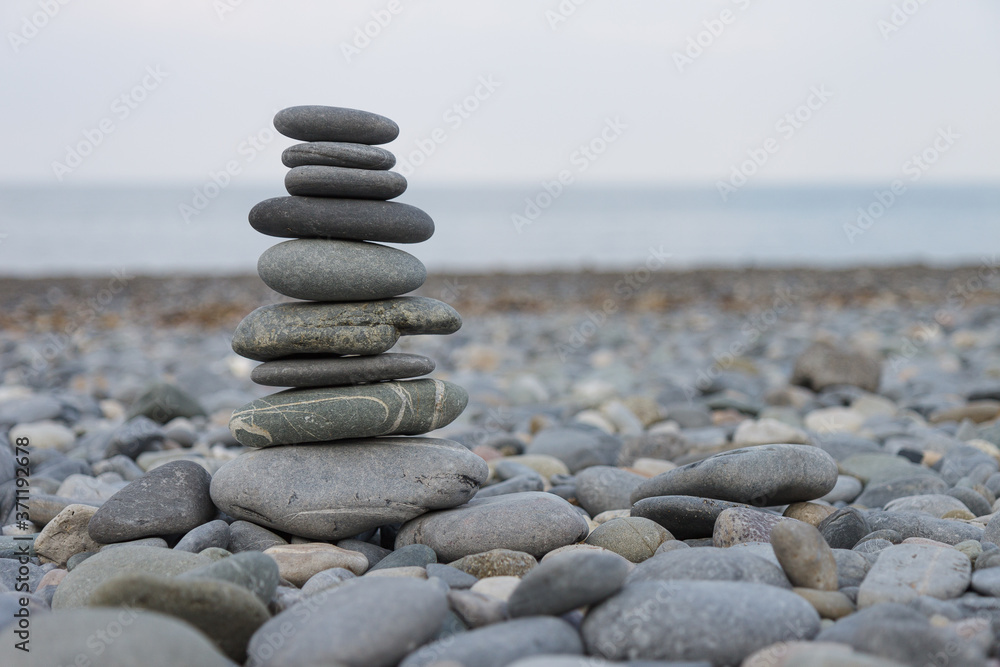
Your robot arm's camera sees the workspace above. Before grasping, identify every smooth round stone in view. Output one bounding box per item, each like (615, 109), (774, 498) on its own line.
(857, 544), (971, 607)
(883, 493), (970, 517)
(838, 452), (936, 484)
(625, 546), (791, 589)
(791, 588), (856, 620)
(395, 492), (590, 561)
(630, 444), (839, 506)
(583, 581), (820, 664)
(820, 474), (864, 503)
(743, 640), (899, 667)
(127, 382), (206, 423)
(249, 197), (433, 243)
(818, 507), (871, 549)
(971, 567), (1000, 595)
(584, 517), (672, 563)
(574, 466), (645, 516)
(426, 563), (478, 589)
(246, 578), (447, 667)
(258, 239), (425, 302)
(366, 565), (427, 580)
(229, 379), (467, 447)
(251, 353), (434, 388)
(232, 297), (461, 361)
(507, 550), (630, 617)
(282, 141), (396, 169)
(228, 520), (287, 553)
(338, 539), (391, 568)
(211, 438), (487, 541)
(90, 573), (269, 662)
(52, 545), (209, 609)
(791, 340), (881, 393)
(714, 508), (791, 548)
(855, 475), (948, 508)
(470, 575), (520, 601)
(475, 473), (545, 498)
(451, 549), (537, 578)
(783, 501), (836, 526)
(0, 608), (235, 666)
(770, 521), (838, 591)
(833, 549), (870, 588)
(946, 486), (993, 516)
(34, 503), (103, 567)
(300, 567), (356, 596)
(630, 495), (752, 540)
(174, 519), (230, 553)
(273, 105), (399, 144)
(264, 543), (368, 585)
(178, 551), (280, 606)
(447, 588), (507, 627)
(399, 617), (583, 667)
(285, 165), (406, 199)
(864, 509), (984, 545)
(87, 460), (215, 543)
(369, 543), (436, 572)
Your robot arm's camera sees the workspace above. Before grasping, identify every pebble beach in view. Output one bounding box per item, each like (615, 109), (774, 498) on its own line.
(3, 263), (1000, 665)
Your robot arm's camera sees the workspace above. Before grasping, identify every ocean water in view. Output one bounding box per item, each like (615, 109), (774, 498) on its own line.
(0, 184), (997, 276)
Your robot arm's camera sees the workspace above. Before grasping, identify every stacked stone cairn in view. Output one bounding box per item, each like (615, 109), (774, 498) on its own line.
(209, 105), (489, 543)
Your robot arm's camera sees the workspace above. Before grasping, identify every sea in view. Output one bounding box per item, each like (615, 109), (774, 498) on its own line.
(0, 184), (997, 277)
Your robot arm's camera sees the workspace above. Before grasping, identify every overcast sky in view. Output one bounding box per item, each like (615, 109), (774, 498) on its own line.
(3, 0), (999, 187)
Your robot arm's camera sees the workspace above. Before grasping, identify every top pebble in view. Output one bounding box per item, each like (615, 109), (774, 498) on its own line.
(274, 105), (400, 145)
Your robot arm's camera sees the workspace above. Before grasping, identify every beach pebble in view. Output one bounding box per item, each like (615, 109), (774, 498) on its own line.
(527, 425), (622, 473)
(507, 549), (630, 617)
(400, 617), (583, 667)
(0, 608), (235, 666)
(791, 588), (856, 619)
(791, 340), (881, 393)
(212, 438), (485, 540)
(470, 576), (520, 601)
(395, 492), (590, 561)
(251, 353), (434, 388)
(770, 520), (838, 590)
(300, 567), (356, 596)
(89, 573), (270, 662)
(630, 444), (839, 506)
(446, 589), (508, 627)
(52, 545), (209, 608)
(782, 501), (836, 526)
(584, 516), (672, 562)
(369, 543), (437, 571)
(630, 495), (751, 540)
(126, 382), (206, 423)
(818, 507), (871, 549)
(34, 503), (103, 567)
(273, 105), (399, 144)
(174, 519), (230, 553)
(857, 544), (971, 607)
(574, 465), (644, 515)
(249, 196), (434, 242)
(582, 581), (820, 664)
(228, 380), (467, 447)
(258, 239), (425, 302)
(264, 543), (368, 585)
(426, 563), (478, 589)
(9, 420), (75, 450)
(178, 551), (280, 605)
(106, 415), (165, 458)
(820, 474), (864, 503)
(87, 460), (215, 543)
(732, 417), (809, 446)
(713, 507), (791, 547)
(246, 578), (447, 666)
(625, 546), (791, 589)
(282, 141), (396, 169)
(285, 164), (406, 199)
(228, 520), (287, 553)
(451, 549), (537, 578)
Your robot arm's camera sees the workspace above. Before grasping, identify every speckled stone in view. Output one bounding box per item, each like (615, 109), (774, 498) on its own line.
(250, 353), (434, 388)
(791, 588), (856, 619)
(631, 444), (838, 506)
(34, 503), (103, 567)
(583, 581), (820, 664)
(451, 549), (537, 578)
(228, 379), (467, 447)
(258, 239), (425, 302)
(584, 517), (672, 562)
(273, 105), (399, 144)
(232, 297), (461, 361)
(624, 546), (791, 589)
(631, 495), (752, 540)
(249, 197), (434, 243)
(285, 165), (406, 199)
(264, 543), (369, 585)
(818, 507), (871, 549)
(89, 573), (270, 662)
(769, 521), (838, 591)
(395, 492), (590, 561)
(211, 438), (487, 540)
(87, 461), (216, 543)
(282, 142), (396, 169)
(857, 544), (971, 607)
(713, 508), (791, 548)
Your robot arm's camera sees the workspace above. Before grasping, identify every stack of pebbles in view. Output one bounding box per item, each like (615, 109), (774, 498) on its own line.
(210, 105), (487, 543)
